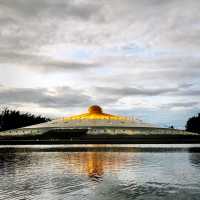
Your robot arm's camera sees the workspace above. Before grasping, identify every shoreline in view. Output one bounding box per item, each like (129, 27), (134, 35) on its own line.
(1, 134), (200, 144)
(1, 143), (200, 153)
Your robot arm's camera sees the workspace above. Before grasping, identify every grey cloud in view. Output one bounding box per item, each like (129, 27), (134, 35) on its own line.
(169, 102), (199, 108)
(179, 90), (200, 97)
(95, 86), (179, 97)
(0, 0), (102, 20)
(139, 65), (200, 82)
(94, 83), (200, 98)
(1, 0), (200, 58)
(43, 60), (98, 71)
(93, 54), (200, 87)
(0, 50), (98, 71)
(0, 85), (121, 111)
(0, 17), (16, 26)
(0, 86), (92, 108)
(0, 1), (104, 53)
(1, 0), (200, 46)
(161, 102), (200, 109)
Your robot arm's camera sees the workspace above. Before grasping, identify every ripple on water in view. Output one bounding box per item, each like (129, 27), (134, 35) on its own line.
(0, 146), (200, 200)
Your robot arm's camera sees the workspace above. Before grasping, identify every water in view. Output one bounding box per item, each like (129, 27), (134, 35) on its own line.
(0, 145), (200, 200)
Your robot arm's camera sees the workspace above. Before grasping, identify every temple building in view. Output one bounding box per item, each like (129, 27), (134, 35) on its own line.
(0, 105), (198, 142)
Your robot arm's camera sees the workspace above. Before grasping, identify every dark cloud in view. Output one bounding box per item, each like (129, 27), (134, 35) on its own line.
(179, 90), (200, 97)
(160, 102), (200, 111)
(0, 0), (102, 20)
(43, 60), (98, 71)
(94, 83), (200, 98)
(0, 1), (103, 55)
(0, 86), (92, 108)
(95, 86), (178, 97)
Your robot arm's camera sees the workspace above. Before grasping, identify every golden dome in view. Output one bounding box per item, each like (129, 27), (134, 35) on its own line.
(64, 105), (128, 121)
(88, 105), (102, 114)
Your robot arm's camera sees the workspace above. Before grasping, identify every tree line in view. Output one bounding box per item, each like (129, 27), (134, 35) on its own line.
(0, 107), (50, 132)
(185, 113), (200, 134)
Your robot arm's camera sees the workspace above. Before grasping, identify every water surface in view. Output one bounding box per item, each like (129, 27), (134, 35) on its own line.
(0, 144), (200, 200)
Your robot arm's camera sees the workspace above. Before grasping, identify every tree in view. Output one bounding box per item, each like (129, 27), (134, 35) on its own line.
(0, 107), (50, 131)
(185, 113), (200, 134)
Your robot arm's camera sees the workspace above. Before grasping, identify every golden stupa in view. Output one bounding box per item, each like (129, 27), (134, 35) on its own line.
(64, 105), (128, 121)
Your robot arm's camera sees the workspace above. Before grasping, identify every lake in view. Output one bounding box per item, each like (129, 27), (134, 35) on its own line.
(0, 144), (200, 200)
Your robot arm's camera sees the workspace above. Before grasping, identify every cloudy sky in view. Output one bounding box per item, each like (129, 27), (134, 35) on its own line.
(0, 0), (200, 128)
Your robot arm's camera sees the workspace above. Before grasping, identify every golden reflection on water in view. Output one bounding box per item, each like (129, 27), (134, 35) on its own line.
(64, 151), (133, 178)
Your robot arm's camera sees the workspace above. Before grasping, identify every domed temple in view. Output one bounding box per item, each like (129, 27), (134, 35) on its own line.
(0, 105), (198, 143)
